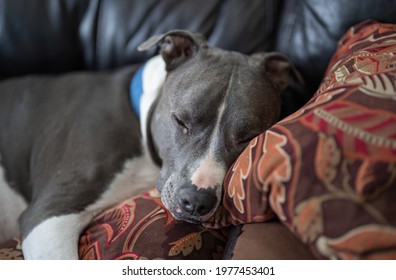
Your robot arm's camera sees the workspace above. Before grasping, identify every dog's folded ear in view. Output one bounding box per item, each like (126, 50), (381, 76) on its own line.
(251, 52), (304, 91)
(138, 30), (208, 71)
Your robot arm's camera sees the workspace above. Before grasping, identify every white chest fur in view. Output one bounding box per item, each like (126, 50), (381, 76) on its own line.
(86, 150), (160, 212)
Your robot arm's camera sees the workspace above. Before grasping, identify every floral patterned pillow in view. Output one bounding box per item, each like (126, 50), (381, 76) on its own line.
(207, 20), (396, 260)
(78, 190), (228, 260)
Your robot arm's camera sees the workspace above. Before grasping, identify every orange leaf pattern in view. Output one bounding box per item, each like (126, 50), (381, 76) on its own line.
(294, 199), (323, 243)
(168, 232), (203, 257)
(221, 135), (275, 225)
(226, 138), (257, 214)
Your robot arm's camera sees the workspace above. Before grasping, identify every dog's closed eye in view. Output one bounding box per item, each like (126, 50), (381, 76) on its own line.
(172, 113), (189, 134)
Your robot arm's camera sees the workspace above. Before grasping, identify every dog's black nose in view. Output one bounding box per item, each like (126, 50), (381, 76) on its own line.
(177, 183), (218, 216)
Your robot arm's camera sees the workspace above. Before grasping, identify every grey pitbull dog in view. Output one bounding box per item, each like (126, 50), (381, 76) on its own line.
(0, 30), (294, 259)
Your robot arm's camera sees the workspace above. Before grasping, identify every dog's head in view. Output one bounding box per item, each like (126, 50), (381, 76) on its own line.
(139, 30), (295, 223)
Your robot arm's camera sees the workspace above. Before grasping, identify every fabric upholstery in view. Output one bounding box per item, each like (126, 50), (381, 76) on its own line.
(207, 20), (396, 260)
(0, 239), (23, 260)
(78, 190), (228, 260)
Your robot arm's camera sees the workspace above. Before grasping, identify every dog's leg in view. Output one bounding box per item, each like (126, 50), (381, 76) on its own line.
(20, 154), (159, 260)
(0, 156), (28, 243)
(21, 211), (96, 260)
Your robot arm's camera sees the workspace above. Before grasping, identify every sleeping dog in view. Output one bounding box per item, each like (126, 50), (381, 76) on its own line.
(0, 30), (294, 259)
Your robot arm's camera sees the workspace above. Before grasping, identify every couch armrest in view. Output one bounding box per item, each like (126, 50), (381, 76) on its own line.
(231, 222), (315, 260)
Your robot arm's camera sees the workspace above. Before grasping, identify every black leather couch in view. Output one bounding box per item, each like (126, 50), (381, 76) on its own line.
(1, 0), (395, 259)
(2, 0), (395, 116)
(0, 0), (278, 76)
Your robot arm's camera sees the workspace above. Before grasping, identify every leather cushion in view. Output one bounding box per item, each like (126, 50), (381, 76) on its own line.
(275, 0), (396, 95)
(0, 0), (279, 78)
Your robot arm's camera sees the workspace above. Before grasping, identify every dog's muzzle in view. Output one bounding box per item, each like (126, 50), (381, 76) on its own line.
(160, 178), (222, 223)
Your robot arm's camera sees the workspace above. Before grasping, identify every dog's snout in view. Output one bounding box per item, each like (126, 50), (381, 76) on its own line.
(177, 183), (217, 217)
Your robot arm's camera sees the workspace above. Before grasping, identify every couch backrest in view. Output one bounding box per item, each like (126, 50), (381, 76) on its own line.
(275, 0), (396, 94)
(1, 0), (395, 107)
(0, 0), (280, 78)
